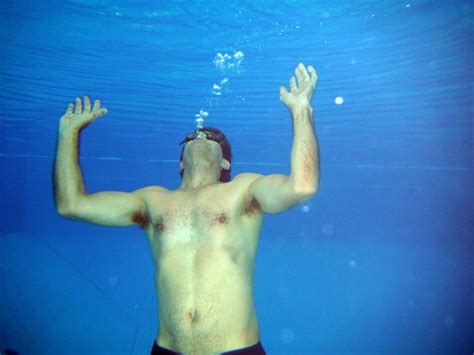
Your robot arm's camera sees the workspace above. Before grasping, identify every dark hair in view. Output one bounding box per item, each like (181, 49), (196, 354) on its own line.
(179, 126), (232, 182)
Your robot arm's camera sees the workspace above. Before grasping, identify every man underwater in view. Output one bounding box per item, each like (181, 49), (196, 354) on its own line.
(54, 63), (320, 354)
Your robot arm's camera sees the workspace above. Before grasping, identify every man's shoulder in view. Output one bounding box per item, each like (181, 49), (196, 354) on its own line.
(231, 173), (264, 189)
(233, 172), (263, 181)
(132, 185), (169, 198)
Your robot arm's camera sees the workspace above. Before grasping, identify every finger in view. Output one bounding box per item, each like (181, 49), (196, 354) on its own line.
(308, 65), (318, 81)
(74, 97), (82, 114)
(93, 108), (108, 118)
(66, 103), (74, 115)
(279, 86), (289, 96)
(290, 76), (297, 91)
(295, 66), (303, 86)
(93, 99), (101, 111)
(299, 63), (310, 81)
(84, 96), (91, 112)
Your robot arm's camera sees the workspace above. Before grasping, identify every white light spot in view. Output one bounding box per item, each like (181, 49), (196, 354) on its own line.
(348, 259), (357, 268)
(322, 224), (334, 236)
(335, 96), (344, 105)
(280, 328), (295, 344)
(406, 4), (411, 8)
(351, 59), (357, 65)
(302, 205), (310, 213)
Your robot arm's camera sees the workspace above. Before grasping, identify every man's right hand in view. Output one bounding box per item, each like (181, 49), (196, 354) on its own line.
(59, 96), (108, 133)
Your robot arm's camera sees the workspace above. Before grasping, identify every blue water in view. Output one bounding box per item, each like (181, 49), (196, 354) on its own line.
(0, 1), (472, 354)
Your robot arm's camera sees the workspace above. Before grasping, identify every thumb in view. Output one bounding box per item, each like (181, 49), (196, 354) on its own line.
(93, 108), (108, 118)
(279, 86), (288, 95)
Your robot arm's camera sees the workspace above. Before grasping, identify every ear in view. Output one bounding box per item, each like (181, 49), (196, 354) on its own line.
(221, 158), (230, 171)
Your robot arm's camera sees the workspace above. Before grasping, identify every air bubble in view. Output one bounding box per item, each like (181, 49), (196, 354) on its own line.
(193, 51), (245, 127)
(195, 110), (208, 129)
(213, 51), (244, 73)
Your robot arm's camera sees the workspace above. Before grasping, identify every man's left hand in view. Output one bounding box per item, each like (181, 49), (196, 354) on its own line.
(280, 63), (318, 110)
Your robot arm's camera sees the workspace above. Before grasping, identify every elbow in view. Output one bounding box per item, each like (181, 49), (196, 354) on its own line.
(57, 204), (75, 218)
(293, 178), (319, 196)
(56, 195), (85, 218)
(299, 189), (317, 202)
(294, 185), (318, 203)
(291, 172), (319, 198)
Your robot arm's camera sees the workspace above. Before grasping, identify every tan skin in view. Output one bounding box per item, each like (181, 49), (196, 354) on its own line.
(55, 63), (319, 354)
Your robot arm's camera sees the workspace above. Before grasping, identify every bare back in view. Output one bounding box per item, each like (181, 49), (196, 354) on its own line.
(135, 174), (264, 352)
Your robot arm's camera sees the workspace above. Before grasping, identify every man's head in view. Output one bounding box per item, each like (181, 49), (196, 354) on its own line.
(179, 127), (232, 182)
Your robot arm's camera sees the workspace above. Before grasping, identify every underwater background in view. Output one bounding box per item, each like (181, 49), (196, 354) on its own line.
(0, 1), (472, 354)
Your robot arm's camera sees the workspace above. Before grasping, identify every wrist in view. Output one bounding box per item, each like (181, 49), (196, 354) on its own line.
(289, 102), (313, 115)
(59, 124), (79, 137)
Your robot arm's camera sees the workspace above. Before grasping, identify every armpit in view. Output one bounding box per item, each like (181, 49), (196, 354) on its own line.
(132, 211), (150, 229)
(242, 197), (262, 216)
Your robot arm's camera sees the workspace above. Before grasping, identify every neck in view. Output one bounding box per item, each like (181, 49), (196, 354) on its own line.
(179, 162), (221, 190)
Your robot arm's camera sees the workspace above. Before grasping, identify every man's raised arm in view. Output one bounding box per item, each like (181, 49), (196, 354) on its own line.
(287, 91), (319, 194)
(248, 63), (320, 214)
(53, 96), (149, 227)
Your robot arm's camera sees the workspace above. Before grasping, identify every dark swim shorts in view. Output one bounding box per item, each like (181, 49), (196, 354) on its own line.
(151, 340), (266, 355)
